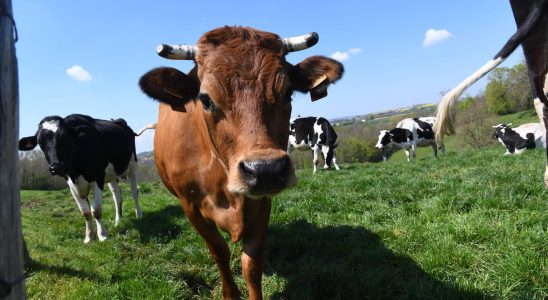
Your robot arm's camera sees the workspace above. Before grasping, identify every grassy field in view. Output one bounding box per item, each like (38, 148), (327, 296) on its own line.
(21, 145), (547, 299)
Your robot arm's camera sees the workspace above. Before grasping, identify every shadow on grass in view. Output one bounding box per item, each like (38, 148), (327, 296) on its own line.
(25, 261), (105, 282)
(266, 220), (488, 300)
(133, 204), (184, 243)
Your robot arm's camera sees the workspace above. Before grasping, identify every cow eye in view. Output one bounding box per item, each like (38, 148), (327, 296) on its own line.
(199, 93), (216, 112)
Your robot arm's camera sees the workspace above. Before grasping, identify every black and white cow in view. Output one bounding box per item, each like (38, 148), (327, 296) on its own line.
(18, 114), (155, 243)
(493, 123), (546, 155)
(376, 117), (445, 161)
(287, 116), (340, 173)
(434, 0), (548, 186)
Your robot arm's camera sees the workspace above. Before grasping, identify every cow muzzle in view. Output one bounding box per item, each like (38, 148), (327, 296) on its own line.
(237, 155), (294, 197)
(49, 162), (68, 176)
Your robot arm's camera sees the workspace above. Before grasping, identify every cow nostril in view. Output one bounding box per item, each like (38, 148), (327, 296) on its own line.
(239, 161), (255, 175)
(239, 161), (258, 184)
(276, 157), (290, 179)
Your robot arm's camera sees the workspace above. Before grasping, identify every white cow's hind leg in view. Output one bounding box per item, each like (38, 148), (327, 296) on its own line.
(128, 164), (142, 218)
(534, 98), (546, 133)
(411, 141), (417, 159)
(431, 142), (438, 157)
(321, 145), (330, 170)
(67, 177), (94, 244)
(404, 147), (411, 162)
(91, 182), (108, 242)
(312, 145), (320, 173)
(332, 151), (340, 171)
(108, 181), (123, 226)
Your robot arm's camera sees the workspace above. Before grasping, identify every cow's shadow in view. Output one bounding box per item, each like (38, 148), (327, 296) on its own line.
(132, 204), (184, 243)
(25, 261), (106, 282)
(265, 220), (487, 299)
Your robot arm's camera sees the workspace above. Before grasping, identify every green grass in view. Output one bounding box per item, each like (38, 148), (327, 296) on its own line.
(21, 148), (547, 299)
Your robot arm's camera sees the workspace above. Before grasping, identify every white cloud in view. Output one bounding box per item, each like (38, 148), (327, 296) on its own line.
(331, 51), (350, 62)
(66, 65), (92, 81)
(330, 47), (363, 62)
(423, 29), (453, 47)
(348, 48), (363, 54)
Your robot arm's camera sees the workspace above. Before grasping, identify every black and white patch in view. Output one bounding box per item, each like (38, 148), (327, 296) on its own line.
(18, 114), (148, 243)
(288, 116), (340, 173)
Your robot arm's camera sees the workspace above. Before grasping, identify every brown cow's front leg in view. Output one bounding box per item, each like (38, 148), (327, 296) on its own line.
(241, 199), (271, 300)
(183, 204), (242, 299)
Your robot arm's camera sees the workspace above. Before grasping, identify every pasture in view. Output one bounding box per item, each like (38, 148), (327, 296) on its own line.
(21, 147), (547, 299)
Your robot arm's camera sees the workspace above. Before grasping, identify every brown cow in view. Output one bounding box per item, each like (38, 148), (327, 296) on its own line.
(139, 26), (343, 299)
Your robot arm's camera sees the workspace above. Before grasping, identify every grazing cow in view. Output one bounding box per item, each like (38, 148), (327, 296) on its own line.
(138, 26), (343, 299)
(434, 0), (548, 185)
(287, 116), (341, 173)
(493, 123), (546, 155)
(376, 117), (445, 161)
(18, 114), (154, 243)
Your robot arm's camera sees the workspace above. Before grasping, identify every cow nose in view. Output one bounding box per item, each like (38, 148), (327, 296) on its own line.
(239, 156), (291, 194)
(49, 163), (64, 175)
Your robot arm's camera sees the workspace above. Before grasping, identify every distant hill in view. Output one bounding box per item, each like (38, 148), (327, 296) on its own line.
(330, 103), (436, 127)
(137, 151), (154, 161)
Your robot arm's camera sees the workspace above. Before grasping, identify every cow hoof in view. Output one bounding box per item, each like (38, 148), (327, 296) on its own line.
(544, 168), (548, 189)
(84, 237), (92, 244)
(98, 234), (108, 242)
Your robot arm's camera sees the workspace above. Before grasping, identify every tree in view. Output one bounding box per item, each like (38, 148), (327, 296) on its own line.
(507, 63), (533, 111)
(485, 62), (532, 115)
(457, 95), (497, 149)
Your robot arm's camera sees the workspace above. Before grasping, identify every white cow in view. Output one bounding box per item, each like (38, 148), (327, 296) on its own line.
(376, 117), (445, 161)
(493, 123), (546, 155)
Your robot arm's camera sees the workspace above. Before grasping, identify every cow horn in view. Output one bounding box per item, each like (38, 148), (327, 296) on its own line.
(282, 32), (319, 53)
(156, 44), (198, 60)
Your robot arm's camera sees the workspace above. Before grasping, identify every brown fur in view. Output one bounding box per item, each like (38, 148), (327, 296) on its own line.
(139, 26), (343, 299)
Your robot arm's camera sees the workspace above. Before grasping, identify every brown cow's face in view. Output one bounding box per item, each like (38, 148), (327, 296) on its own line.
(139, 26), (344, 198)
(195, 30), (295, 197)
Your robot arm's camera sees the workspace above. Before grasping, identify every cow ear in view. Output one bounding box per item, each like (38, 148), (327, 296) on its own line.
(291, 56), (344, 101)
(19, 136), (37, 151)
(139, 67), (199, 112)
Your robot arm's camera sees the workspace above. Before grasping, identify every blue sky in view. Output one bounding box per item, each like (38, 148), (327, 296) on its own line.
(14, 1), (523, 153)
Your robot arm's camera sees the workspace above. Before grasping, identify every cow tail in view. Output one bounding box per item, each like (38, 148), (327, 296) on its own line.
(135, 123), (157, 136)
(434, 1), (545, 147)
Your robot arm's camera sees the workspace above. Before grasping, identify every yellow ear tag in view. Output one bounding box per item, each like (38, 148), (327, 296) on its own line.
(311, 74), (327, 88)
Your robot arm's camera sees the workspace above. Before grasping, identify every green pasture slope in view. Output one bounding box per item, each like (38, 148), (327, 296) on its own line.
(21, 147), (547, 299)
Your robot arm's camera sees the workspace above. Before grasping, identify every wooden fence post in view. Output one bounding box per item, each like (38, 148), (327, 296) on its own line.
(0, 0), (26, 298)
